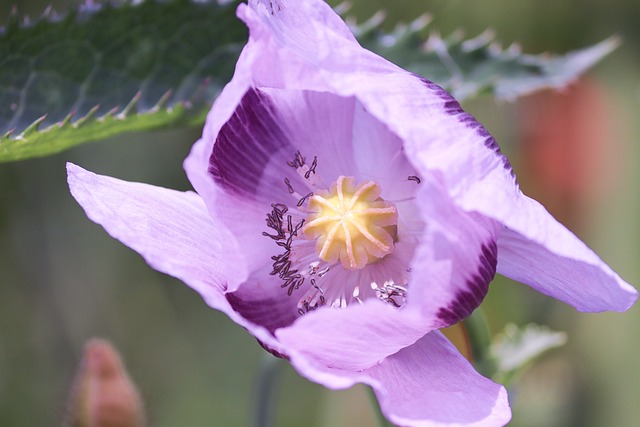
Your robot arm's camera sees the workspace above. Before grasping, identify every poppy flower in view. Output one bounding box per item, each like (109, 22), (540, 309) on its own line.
(68, 1), (636, 425)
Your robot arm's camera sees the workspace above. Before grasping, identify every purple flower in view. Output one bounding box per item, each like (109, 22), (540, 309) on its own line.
(67, 0), (637, 425)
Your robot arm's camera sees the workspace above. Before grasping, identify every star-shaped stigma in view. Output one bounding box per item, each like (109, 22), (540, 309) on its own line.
(302, 176), (398, 270)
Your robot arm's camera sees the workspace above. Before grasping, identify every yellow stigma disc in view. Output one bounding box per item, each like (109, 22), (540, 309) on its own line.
(302, 176), (398, 270)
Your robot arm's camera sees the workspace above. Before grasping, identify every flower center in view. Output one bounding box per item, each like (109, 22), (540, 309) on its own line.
(302, 176), (398, 270)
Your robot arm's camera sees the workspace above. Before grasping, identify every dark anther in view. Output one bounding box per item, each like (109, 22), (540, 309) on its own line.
(292, 219), (305, 236)
(408, 175), (421, 184)
(304, 156), (318, 179)
(268, 1), (282, 14)
(287, 150), (306, 168)
(264, 204), (289, 244)
(285, 234), (294, 249)
(284, 177), (294, 194)
(283, 278), (294, 293)
(262, 231), (283, 240)
(283, 273), (303, 296)
(272, 203), (288, 215)
(264, 190), (313, 296)
(297, 192), (314, 207)
(281, 262), (292, 277)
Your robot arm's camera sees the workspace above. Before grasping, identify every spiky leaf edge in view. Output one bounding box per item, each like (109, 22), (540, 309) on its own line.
(0, 2), (619, 163)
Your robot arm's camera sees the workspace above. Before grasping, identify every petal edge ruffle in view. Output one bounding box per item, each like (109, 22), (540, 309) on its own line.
(285, 331), (511, 427)
(67, 163), (235, 311)
(496, 195), (637, 312)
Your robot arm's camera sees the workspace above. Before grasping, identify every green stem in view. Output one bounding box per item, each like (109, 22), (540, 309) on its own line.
(253, 354), (283, 427)
(462, 308), (496, 377)
(367, 386), (395, 427)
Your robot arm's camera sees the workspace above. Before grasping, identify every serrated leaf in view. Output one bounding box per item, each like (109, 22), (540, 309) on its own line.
(352, 14), (619, 101)
(0, 100), (207, 162)
(0, 0), (246, 162)
(490, 323), (567, 386)
(0, 1), (618, 162)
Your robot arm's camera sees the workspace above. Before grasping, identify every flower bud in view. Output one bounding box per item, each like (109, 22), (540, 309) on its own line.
(66, 339), (145, 427)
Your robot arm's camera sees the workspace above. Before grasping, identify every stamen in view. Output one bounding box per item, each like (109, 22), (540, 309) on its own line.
(287, 150), (306, 169)
(263, 202), (307, 296)
(372, 281), (407, 307)
(284, 177), (294, 194)
(288, 150), (325, 189)
(263, 153), (415, 315)
(297, 192), (314, 207)
(304, 156), (318, 179)
(268, 0), (284, 14)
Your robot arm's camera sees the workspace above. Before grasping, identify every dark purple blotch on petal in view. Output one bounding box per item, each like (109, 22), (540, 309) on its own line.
(209, 88), (293, 195)
(225, 287), (299, 334)
(257, 339), (290, 360)
(436, 240), (498, 326)
(416, 75), (516, 179)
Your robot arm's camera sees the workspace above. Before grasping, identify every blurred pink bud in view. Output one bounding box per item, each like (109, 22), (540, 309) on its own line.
(66, 339), (145, 427)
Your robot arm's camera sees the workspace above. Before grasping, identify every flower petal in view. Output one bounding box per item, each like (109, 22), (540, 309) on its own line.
(370, 332), (511, 427)
(67, 163), (291, 354)
(225, 266), (301, 334)
(286, 331), (511, 427)
(410, 175), (500, 328)
(496, 195), (638, 312)
(258, 87), (420, 200)
(276, 300), (425, 371)
(404, 95), (637, 312)
(67, 163), (236, 309)
(239, 1), (513, 203)
(236, 0), (636, 314)
(208, 88), (295, 201)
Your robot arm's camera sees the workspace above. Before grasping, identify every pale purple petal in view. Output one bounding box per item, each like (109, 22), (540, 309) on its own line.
(369, 332), (511, 427)
(204, 86), (418, 201)
(67, 163), (287, 355)
(406, 175), (500, 328)
(200, 88), (295, 275)
(259, 88), (360, 180)
(286, 331), (511, 427)
(407, 97), (637, 312)
(496, 196), (638, 312)
(183, 58), (256, 216)
(67, 163), (237, 309)
(277, 300), (425, 371)
(235, 0), (636, 314)
(238, 2), (513, 202)
(258, 87), (420, 199)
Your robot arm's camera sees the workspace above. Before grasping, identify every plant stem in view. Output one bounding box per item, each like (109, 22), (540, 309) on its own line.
(462, 308), (497, 377)
(253, 354), (283, 427)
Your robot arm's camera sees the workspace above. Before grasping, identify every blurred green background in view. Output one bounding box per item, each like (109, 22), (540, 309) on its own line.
(1, 0), (639, 426)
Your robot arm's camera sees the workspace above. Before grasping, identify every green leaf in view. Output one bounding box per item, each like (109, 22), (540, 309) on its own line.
(0, 1), (618, 162)
(352, 13), (619, 101)
(0, 0), (246, 162)
(490, 323), (567, 386)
